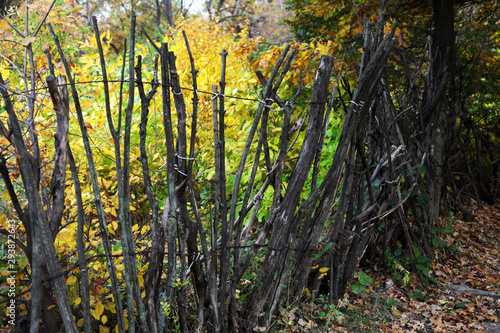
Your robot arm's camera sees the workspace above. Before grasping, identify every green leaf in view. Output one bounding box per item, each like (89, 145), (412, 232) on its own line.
(351, 283), (365, 294)
(378, 221), (386, 231)
(358, 271), (373, 285)
(312, 242), (333, 260)
(416, 164), (426, 177)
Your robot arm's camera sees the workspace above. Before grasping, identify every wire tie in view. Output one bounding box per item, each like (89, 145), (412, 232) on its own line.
(175, 153), (195, 161)
(159, 160), (167, 170)
(174, 165), (188, 177)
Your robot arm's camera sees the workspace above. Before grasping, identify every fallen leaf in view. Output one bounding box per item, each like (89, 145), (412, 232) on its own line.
(21, 36), (36, 46)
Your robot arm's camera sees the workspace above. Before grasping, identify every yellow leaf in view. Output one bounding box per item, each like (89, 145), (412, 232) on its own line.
(101, 315), (108, 324)
(92, 301), (105, 320)
(3, 190), (10, 201)
(9, 74), (19, 89)
(99, 325), (109, 333)
(66, 275), (78, 286)
(311, 265), (318, 269)
(47, 305), (56, 310)
(81, 100), (93, 110)
(0, 19), (9, 30)
(41, 130), (52, 140)
(0, 215), (7, 228)
(319, 267), (330, 273)
(77, 318), (84, 327)
(75, 297), (81, 305)
(392, 310), (402, 316)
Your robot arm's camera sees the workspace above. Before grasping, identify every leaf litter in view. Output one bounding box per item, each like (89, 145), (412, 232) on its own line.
(271, 203), (499, 332)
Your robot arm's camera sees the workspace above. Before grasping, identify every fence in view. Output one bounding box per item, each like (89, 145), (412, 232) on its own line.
(0, 12), (447, 333)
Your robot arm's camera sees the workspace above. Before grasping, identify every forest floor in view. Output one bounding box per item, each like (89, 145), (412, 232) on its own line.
(272, 202), (500, 332)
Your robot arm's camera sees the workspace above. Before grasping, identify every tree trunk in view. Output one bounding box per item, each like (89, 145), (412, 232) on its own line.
(427, 0), (455, 227)
(163, 0), (175, 27)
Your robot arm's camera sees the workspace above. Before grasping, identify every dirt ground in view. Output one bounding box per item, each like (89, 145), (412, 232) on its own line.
(275, 202), (500, 332)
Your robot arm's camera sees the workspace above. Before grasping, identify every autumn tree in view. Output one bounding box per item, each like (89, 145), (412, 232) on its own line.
(287, 0), (499, 220)
(82, 0), (196, 45)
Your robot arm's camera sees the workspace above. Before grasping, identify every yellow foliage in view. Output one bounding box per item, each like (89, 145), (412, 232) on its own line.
(0, 215), (7, 228)
(2, 4), (344, 313)
(66, 275), (78, 286)
(251, 39), (334, 86)
(55, 226), (77, 254)
(91, 301), (105, 320)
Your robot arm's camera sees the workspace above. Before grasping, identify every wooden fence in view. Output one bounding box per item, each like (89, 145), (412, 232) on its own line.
(0, 11), (448, 333)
